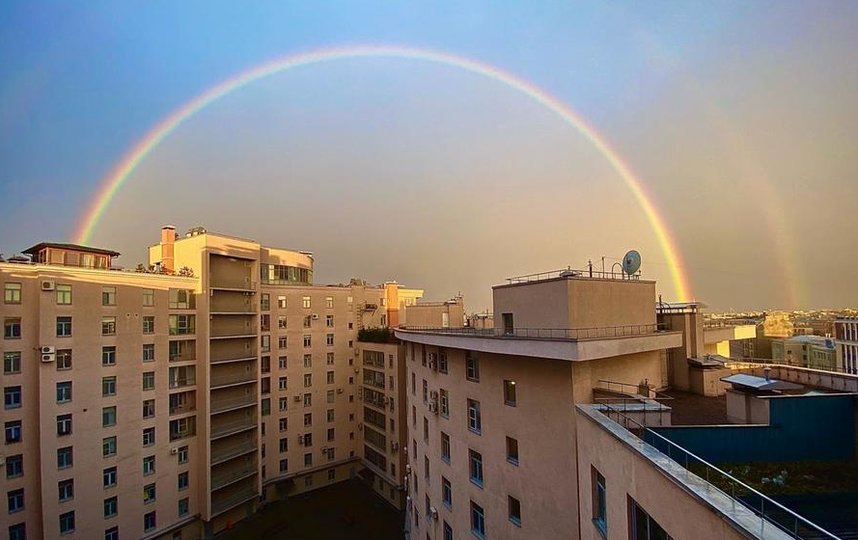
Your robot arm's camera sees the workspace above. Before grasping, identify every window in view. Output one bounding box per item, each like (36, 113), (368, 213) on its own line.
(143, 371), (155, 390)
(178, 497), (189, 517)
(102, 406), (117, 427)
(57, 414), (72, 436)
(326, 371), (335, 384)
(105, 525), (119, 540)
(279, 437), (288, 452)
(143, 455), (156, 475)
(468, 449), (483, 487)
(438, 349), (448, 373)
(303, 354), (312, 368)
(6, 454), (23, 478)
(327, 428), (335, 442)
(104, 496), (117, 518)
(326, 296), (333, 308)
(4, 351), (21, 374)
(327, 389), (335, 403)
(442, 476), (452, 508)
(59, 510), (75, 534)
(261, 334), (271, 352)
(9, 523), (26, 540)
(261, 356), (271, 373)
(103, 467), (117, 488)
(102, 287), (116, 306)
(168, 289), (194, 309)
(303, 373), (312, 388)
(470, 501), (486, 538)
(466, 352), (479, 382)
(279, 397), (288, 411)
(143, 427), (155, 446)
(4, 318), (21, 339)
(593, 468), (607, 536)
(261, 293), (270, 311)
(326, 314), (334, 327)
(56, 284), (72, 305)
(5, 420), (22, 443)
(8, 488), (24, 513)
(441, 432), (451, 463)
(103, 436), (117, 457)
(279, 376), (288, 390)
(630, 498), (673, 540)
(57, 446), (73, 469)
(143, 483), (156, 504)
(102, 346), (116, 366)
(142, 288), (155, 306)
(278, 295), (287, 308)
(279, 356), (288, 369)
(5, 386), (22, 409)
(302, 296), (311, 309)
(503, 380), (517, 406)
(326, 409), (335, 422)
(56, 316), (72, 337)
(178, 471), (189, 490)
(326, 333), (334, 346)
(467, 399), (481, 434)
(260, 314), (271, 332)
(506, 437), (519, 465)
(304, 453), (313, 467)
(304, 393), (312, 407)
(58, 479), (74, 502)
(143, 399), (155, 418)
(279, 418), (287, 432)
(327, 352), (335, 365)
(101, 316), (116, 335)
(303, 335), (311, 347)
(57, 349), (72, 370)
(440, 389), (449, 417)
(304, 413), (312, 427)
(178, 446), (189, 464)
(443, 521), (453, 540)
(422, 379), (428, 402)
(509, 496), (522, 526)
(102, 376), (116, 396)
(143, 316), (155, 334)
(168, 314), (195, 335)
(424, 417), (429, 441)
(4, 283), (21, 303)
(144, 511), (156, 532)
(278, 336), (287, 349)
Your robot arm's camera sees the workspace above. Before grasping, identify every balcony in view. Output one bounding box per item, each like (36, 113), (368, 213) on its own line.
(169, 377), (196, 389)
(210, 370), (256, 389)
(210, 484), (258, 516)
(210, 292), (257, 314)
(211, 393), (257, 414)
(169, 391), (197, 415)
(211, 462), (257, 491)
(210, 322), (258, 340)
(210, 279), (257, 291)
(211, 438), (257, 466)
(211, 417), (257, 440)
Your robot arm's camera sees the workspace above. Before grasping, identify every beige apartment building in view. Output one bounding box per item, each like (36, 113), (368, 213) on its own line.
(396, 269), (820, 540)
(1, 227), (429, 540)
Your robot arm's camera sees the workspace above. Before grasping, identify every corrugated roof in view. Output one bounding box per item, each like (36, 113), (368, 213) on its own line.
(721, 373), (804, 391)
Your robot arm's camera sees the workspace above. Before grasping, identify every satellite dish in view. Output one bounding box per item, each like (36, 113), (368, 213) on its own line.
(622, 250), (641, 275)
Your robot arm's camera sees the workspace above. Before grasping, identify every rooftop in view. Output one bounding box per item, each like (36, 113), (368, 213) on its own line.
(496, 265), (651, 288)
(22, 242), (120, 257)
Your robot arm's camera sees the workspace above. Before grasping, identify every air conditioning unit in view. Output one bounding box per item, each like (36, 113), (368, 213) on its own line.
(170, 448), (178, 455)
(41, 346), (56, 354)
(41, 354), (55, 363)
(429, 507), (438, 520)
(429, 391), (438, 400)
(41, 280), (55, 291)
(337, 388), (344, 394)
(294, 395), (302, 402)
(391, 442), (399, 452)
(312, 314), (319, 320)
(428, 402), (438, 415)
(298, 435), (304, 445)
(353, 368), (359, 374)
(428, 359), (437, 370)
(405, 464), (411, 474)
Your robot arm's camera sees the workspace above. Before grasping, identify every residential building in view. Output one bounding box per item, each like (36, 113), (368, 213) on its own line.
(772, 335), (837, 370)
(835, 317), (858, 374)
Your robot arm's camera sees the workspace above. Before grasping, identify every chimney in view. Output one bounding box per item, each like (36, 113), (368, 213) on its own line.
(160, 226), (176, 273)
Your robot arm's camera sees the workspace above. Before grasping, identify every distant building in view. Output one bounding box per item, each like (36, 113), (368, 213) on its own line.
(835, 317), (858, 374)
(772, 335), (837, 370)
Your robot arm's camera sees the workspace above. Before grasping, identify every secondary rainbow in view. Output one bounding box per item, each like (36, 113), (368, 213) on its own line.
(73, 44), (693, 301)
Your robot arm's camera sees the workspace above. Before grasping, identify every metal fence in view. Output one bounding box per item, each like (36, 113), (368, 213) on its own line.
(599, 403), (840, 540)
(399, 324), (668, 341)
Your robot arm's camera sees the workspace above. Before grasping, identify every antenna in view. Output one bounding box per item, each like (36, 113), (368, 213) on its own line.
(622, 250), (642, 277)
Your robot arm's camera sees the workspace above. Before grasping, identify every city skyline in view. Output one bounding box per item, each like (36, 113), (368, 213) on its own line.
(2, 2), (858, 312)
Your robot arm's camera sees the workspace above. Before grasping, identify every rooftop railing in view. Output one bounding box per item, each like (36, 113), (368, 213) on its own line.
(703, 319), (760, 329)
(505, 266), (641, 284)
(399, 324), (668, 341)
(598, 403), (840, 539)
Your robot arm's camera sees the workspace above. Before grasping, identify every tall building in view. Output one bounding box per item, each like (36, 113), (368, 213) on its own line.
(0, 227), (427, 540)
(834, 317), (858, 374)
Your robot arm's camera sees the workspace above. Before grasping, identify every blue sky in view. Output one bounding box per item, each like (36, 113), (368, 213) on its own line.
(1, 1), (857, 310)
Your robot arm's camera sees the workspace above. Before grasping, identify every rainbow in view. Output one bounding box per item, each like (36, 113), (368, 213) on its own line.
(73, 44), (693, 301)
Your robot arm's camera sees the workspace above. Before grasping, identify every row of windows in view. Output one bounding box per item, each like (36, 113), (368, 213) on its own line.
(5, 508), (162, 537)
(260, 313), (338, 330)
(1, 282), (193, 309)
(3, 315), (194, 340)
(3, 343), (193, 375)
(5, 417), (194, 445)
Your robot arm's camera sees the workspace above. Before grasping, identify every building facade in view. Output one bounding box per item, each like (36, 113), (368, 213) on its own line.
(835, 317), (858, 374)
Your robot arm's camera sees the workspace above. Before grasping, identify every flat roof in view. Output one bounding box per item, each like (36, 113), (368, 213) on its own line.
(721, 374), (804, 392)
(23, 242), (120, 257)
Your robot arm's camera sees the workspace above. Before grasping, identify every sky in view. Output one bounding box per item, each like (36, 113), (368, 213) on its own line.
(1, 1), (857, 312)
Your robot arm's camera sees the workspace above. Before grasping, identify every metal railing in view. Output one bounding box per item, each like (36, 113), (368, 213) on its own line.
(211, 394), (256, 413)
(210, 371), (256, 388)
(703, 319), (759, 329)
(169, 377), (196, 389)
(211, 486), (258, 515)
(210, 279), (257, 291)
(211, 463), (257, 491)
(506, 266), (641, 284)
(211, 439), (257, 465)
(728, 358), (858, 378)
(400, 324), (668, 341)
(598, 403), (840, 539)
(210, 417), (256, 439)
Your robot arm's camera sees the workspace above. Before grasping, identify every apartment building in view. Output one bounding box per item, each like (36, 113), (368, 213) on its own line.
(396, 270), (685, 540)
(395, 268), (844, 540)
(1, 227), (425, 540)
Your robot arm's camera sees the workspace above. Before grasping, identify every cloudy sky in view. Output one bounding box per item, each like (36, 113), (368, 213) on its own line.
(1, 1), (856, 311)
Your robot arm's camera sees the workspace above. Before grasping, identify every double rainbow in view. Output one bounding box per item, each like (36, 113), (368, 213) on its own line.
(73, 44), (692, 301)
